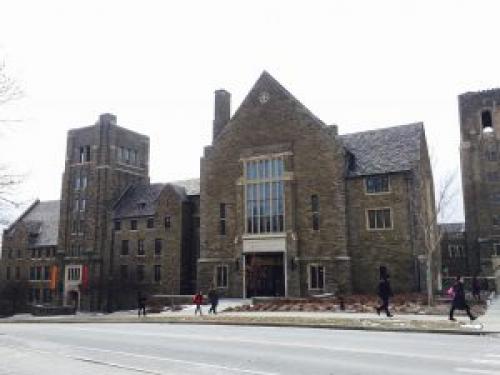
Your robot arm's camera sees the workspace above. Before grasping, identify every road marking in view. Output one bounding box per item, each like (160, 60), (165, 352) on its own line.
(455, 368), (500, 374)
(68, 345), (278, 375)
(1, 341), (277, 375)
(61, 326), (484, 364)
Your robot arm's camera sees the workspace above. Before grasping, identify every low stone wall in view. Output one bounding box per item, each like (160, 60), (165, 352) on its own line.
(31, 305), (76, 316)
(150, 294), (206, 306)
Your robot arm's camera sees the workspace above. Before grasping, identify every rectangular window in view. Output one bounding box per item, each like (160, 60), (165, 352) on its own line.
(216, 264), (228, 288)
(75, 176), (81, 190)
(131, 149), (137, 165)
(245, 157), (285, 234)
(309, 264), (325, 289)
(154, 265), (161, 282)
(67, 267), (81, 281)
(85, 146), (91, 162)
(164, 216), (171, 229)
(121, 240), (129, 256)
(366, 175), (390, 194)
(15, 266), (20, 280)
(494, 243), (500, 256)
(114, 220), (121, 231)
(36, 266), (42, 280)
(124, 148), (130, 164)
(154, 239), (162, 255)
(31, 249), (35, 259)
(137, 239), (145, 255)
(147, 217), (155, 229)
(120, 265), (128, 280)
(487, 150), (498, 161)
(30, 267), (35, 280)
(79, 219), (85, 235)
(37, 249), (42, 258)
(80, 198), (86, 212)
(74, 197), (79, 212)
(79, 146), (91, 163)
(81, 175), (87, 189)
(16, 249), (21, 259)
(6, 266), (11, 280)
(311, 195), (320, 230)
(367, 208), (392, 230)
(136, 265), (145, 282)
(219, 203), (226, 235)
(44, 266), (50, 280)
(131, 219), (137, 230)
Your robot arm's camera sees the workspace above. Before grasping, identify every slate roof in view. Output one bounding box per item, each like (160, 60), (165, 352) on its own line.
(169, 178), (200, 196)
(113, 183), (166, 219)
(439, 222), (466, 233)
(113, 179), (200, 219)
(6, 200), (60, 247)
(338, 122), (424, 177)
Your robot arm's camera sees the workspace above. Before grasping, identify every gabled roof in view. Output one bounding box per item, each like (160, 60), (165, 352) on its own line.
(113, 179), (200, 219)
(339, 122), (424, 177)
(5, 200), (60, 247)
(217, 71), (325, 142)
(113, 183), (166, 219)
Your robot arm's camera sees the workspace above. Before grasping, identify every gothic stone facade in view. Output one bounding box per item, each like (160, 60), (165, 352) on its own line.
(1, 115), (200, 311)
(460, 89), (500, 279)
(198, 72), (437, 298)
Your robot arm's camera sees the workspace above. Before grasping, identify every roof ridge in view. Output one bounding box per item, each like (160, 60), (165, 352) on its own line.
(339, 122), (423, 137)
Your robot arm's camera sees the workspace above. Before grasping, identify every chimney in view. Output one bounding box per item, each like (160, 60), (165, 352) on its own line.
(213, 89), (231, 142)
(98, 113), (117, 126)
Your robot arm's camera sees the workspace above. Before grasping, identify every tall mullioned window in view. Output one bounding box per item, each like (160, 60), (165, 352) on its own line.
(244, 157), (285, 234)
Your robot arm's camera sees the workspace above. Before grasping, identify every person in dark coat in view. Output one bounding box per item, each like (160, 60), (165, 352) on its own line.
(449, 276), (476, 321)
(193, 291), (203, 316)
(208, 287), (219, 315)
(137, 294), (147, 317)
(472, 275), (481, 302)
(376, 275), (393, 317)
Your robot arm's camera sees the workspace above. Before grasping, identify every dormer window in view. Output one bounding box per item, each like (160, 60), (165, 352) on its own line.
(481, 110), (493, 133)
(137, 202), (146, 210)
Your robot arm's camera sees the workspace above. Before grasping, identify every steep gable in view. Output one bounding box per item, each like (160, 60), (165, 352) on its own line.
(215, 71), (325, 142)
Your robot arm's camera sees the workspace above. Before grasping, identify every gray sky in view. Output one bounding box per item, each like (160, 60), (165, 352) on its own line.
(1, 0), (499, 224)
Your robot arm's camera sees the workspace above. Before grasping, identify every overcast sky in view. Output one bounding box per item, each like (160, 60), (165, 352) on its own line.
(1, 0), (499, 224)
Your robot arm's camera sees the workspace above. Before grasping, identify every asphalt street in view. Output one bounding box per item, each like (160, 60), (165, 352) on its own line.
(0, 324), (499, 375)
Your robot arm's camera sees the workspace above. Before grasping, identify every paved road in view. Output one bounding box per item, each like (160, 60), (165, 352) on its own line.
(0, 324), (499, 375)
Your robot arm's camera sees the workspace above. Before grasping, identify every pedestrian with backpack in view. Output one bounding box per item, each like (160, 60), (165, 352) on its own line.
(208, 286), (219, 315)
(449, 276), (476, 321)
(376, 274), (393, 318)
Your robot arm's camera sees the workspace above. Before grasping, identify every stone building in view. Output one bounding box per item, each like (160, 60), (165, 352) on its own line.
(1, 71), (440, 310)
(439, 223), (468, 277)
(459, 89), (500, 283)
(198, 72), (437, 297)
(1, 200), (59, 304)
(1, 114), (200, 311)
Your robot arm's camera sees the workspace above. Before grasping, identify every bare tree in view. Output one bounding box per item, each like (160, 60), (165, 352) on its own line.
(418, 170), (457, 306)
(0, 60), (23, 225)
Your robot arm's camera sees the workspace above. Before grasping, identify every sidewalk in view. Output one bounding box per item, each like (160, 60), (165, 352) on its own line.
(1, 297), (497, 335)
(479, 294), (500, 332)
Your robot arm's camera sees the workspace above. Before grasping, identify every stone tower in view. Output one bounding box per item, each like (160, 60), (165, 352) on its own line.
(57, 113), (150, 310)
(459, 89), (500, 276)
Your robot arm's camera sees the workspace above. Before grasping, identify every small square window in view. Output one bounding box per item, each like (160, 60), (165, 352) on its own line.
(366, 175), (390, 194)
(131, 220), (138, 230)
(147, 218), (154, 229)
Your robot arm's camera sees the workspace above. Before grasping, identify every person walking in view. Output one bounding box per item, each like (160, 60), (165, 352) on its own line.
(449, 276), (476, 321)
(208, 287), (219, 315)
(137, 294), (147, 317)
(193, 291), (203, 316)
(472, 275), (481, 302)
(376, 275), (393, 317)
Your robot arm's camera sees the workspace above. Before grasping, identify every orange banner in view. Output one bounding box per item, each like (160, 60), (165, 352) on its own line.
(49, 265), (58, 290)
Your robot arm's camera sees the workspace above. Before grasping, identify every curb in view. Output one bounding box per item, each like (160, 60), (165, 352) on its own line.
(0, 318), (495, 336)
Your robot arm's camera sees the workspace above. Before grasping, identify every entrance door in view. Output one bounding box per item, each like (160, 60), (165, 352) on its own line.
(245, 253), (285, 297)
(68, 290), (79, 311)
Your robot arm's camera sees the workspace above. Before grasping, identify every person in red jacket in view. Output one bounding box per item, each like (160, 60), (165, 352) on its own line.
(193, 291), (203, 316)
